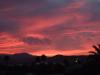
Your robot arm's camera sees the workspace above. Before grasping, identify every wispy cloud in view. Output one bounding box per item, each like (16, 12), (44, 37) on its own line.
(0, 0), (100, 55)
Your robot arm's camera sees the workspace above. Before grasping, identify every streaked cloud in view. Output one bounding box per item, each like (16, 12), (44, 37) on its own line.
(0, 0), (100, 55)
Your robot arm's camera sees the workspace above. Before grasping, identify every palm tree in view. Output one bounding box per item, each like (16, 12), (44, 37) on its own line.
(85, 45), (100, 75)
(89, 44), (100, 55)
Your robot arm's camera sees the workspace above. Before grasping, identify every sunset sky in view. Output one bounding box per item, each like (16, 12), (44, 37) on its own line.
(0, 0), (100, 56)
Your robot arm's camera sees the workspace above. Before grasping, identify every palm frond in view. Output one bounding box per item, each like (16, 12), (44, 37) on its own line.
(92, 45), (100, 55)
(89, 51), (97, 55)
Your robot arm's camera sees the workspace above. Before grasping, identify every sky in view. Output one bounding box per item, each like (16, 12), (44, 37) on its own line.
(0, 0), (100, 56)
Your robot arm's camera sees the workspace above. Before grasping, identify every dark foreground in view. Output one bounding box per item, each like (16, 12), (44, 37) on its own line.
(0, 54), (99, 75)
(0, 45), (100, 75)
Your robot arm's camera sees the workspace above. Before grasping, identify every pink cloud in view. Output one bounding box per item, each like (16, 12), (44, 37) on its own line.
(0, 0), (100, 56)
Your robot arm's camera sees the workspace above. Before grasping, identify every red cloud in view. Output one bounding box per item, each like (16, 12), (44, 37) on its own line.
(0, 0), (100, 56)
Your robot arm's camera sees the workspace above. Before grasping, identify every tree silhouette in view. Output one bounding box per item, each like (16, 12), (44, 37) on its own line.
(85, 44), (100, 75)
(3, 55), (10, 64)
(89, 44), (100, 55)
(40, 55), (47, 62)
